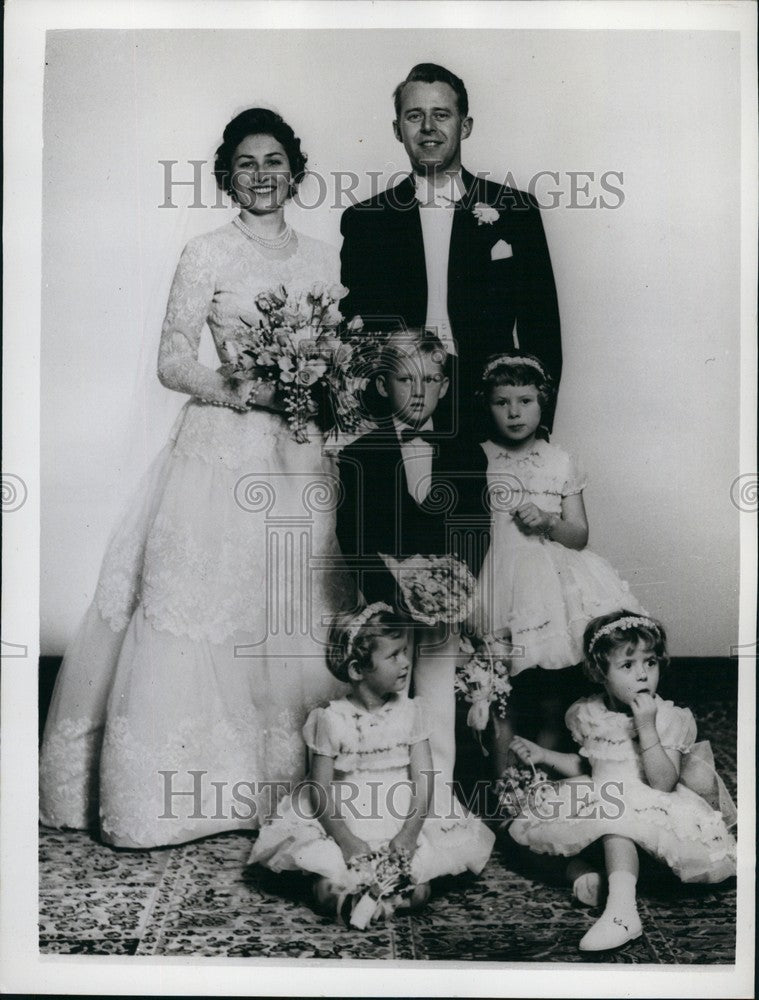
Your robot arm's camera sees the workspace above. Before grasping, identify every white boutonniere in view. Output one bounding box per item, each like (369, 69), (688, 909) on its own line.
(472, 202), (499, 225)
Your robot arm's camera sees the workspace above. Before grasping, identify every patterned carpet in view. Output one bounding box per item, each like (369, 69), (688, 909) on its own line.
(39, 683), (738, 962)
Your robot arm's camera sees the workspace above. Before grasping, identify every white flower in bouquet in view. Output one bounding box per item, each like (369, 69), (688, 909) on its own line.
(281, 301), (305, 327)
(345, 375), (368, 394)
(291, 325), (318, 349)
(322, 303), (344, 327)
(320, 335), (342, 356)
(296, 358), (328, 387)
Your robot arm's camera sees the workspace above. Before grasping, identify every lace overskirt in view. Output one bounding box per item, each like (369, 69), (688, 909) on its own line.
(39, 403), (352, 848)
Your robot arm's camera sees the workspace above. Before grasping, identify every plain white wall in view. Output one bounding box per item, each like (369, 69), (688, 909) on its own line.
(41, 29), (741, 655)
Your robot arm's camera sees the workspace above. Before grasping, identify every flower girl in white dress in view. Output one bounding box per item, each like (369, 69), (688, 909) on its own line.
(508, 612), (736, 952)
(473, 353), (647, 769)
(249, 604), (494, 923)
(40, 109), (351, 848)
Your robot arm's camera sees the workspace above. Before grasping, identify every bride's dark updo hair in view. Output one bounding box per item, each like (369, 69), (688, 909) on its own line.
(214, 108), (308, 198)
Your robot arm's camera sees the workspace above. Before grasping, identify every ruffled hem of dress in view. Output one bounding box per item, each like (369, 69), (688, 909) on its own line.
(250, 812), (494, 886)
(508, 778), (737, 884)
(509, 826), (736, 884)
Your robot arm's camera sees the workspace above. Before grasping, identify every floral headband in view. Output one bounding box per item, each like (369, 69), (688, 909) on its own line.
(346, 602), (393, 651)
(588, 615), (660, 653)
(482, 355), (546, 379)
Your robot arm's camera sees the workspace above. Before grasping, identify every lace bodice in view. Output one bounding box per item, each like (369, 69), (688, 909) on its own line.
(157, 222), (340, 408)
(303, 695), (430, 773)
(481, 439), (587, 516)
(565, 694), (697, 779)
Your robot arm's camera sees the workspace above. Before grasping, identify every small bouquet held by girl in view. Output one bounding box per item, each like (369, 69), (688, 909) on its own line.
(248, 603), (494, 926)
(379, 552), (476, 626)
(219, 281), (384, 441)
(338, 846), (415, 928)
(494, 761), (552, 825)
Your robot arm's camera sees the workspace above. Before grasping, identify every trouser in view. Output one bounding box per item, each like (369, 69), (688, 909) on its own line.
(411, 622), (461, 790)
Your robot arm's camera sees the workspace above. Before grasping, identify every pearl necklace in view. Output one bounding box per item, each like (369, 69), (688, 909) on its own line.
(234, 215), (293, 249)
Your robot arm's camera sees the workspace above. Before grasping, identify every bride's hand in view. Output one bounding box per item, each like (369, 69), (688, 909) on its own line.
(239, 379), (285, 413)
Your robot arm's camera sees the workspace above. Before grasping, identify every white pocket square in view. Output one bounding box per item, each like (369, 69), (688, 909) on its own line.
(490, 239), (513, 261)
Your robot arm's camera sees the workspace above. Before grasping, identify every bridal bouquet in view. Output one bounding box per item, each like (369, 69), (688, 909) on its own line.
(339, 847), (415, 929)
(379, 553), (476, 626)
(219, 282), (384, 442)
(455, 637), (513, 738)
(495, 763), (552, 826)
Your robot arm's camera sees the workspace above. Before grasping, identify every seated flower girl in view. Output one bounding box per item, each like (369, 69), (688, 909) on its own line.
(507, 611), (737, 952)
(248, 603), (494, 926)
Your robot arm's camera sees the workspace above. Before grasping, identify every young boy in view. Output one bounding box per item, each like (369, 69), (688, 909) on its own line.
(336, 329), (489, 788)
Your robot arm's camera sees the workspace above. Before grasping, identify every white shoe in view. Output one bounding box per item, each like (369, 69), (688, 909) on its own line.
(579, 908), (642, 952)
(572, 871), (603, 908)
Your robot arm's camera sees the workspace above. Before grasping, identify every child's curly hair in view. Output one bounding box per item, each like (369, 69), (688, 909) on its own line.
(326, 604), (407, 683)
(478, 351), (555, 412)
(583, 609), (669, 685)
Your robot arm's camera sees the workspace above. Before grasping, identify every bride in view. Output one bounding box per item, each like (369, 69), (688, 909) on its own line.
(40, 108), (352, 849)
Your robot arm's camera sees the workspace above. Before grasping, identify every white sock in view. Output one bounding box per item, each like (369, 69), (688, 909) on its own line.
(606, 871), (638, 913)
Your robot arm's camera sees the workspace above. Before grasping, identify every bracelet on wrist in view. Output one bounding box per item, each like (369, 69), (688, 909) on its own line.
(639, 740), (660, 752)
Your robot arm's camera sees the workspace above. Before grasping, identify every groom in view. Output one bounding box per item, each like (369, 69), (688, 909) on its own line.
(340, 62), (562, 437)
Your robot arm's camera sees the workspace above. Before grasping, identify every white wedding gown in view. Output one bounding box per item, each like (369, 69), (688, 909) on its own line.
(39, 222), (352, 848)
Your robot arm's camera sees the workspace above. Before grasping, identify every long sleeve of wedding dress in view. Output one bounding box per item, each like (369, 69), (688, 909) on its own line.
(157, 237), (248, 409)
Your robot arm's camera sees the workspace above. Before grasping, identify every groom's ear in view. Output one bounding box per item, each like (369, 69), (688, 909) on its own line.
(460, 116), (473, 141)
(392, 119), (402, 143)
(376, 374), (390, 398)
